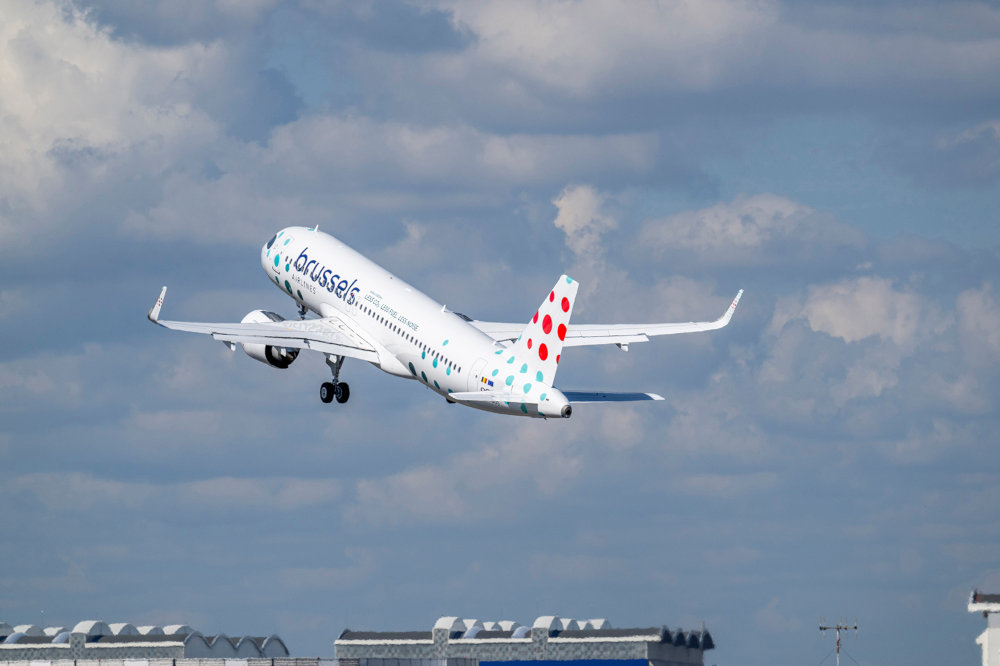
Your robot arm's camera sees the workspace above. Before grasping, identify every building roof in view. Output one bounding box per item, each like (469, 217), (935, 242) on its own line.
(0, 620), (288, 658)
(89, 634), (187, 644)
(336, 616), (714, 652)
(969, 590), (1000, 613)
(339, 631), (433, 641)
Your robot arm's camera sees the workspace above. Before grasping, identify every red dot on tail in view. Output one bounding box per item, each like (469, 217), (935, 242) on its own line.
(539, 343), (548, 361)
(556, 354), (560, 364)
(533, 311), (538, 324)
(558, 323), (566, 341)
(549, 291), (555, 302)
(561, 297), (570, 312)
(542, 314), (552, 334)
(527, 338), (533, 349)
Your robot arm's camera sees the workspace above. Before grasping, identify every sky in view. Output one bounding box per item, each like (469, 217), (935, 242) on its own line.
(1, 1), (999, 664)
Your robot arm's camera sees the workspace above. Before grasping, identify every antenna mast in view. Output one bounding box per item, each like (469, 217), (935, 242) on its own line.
(819, 620), (858, 666)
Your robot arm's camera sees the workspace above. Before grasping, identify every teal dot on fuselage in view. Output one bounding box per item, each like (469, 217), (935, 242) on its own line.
(274, 255), (280, 267)
(446, 367), (451, 375)
(284, 281), (292, 294)
(434, 380), (440, 389)
(536, 371), (543, 382)
(433, 358), (438, 368)
(421, 351), (426, 359)
(539, 393), (547, 401)
(507, 356), (514, 364)
(520, 404), (528, 414)
(442, 339), (449, 346)
(520, 363), (528, 373)
(297, 290), (303, 300)
(284, 238), (290, 245)
(421, 371), (428, 383)
(495, 349), (503, 355)
(505, 375), (514, 386)
(524, 384), (532, 393)
(409, 362), (416, 376)
(491, 369), (499, 377)
(285, 263), (290, 271)
(565, 276), (574, 284)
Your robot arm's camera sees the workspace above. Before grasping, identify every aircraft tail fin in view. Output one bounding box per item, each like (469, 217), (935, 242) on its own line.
(508, 275), (578, 384)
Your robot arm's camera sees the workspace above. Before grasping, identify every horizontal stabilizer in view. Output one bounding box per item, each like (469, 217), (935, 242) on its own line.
(562, 391), (664, 403)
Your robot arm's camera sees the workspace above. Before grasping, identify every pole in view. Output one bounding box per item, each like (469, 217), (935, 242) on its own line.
(819, 621), (857, 666)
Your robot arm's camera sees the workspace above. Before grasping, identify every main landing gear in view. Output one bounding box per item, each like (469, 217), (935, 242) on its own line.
(320, 354), (350, 405)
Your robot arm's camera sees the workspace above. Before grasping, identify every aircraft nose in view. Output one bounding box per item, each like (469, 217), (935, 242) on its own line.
(262, 232), (279, 269)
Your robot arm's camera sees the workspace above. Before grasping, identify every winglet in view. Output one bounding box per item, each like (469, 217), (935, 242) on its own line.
(148, 286), (167, 323)
(715, 289), (744, 328)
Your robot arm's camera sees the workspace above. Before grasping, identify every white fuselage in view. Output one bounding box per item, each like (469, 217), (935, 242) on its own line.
(261, 227), (570, 417)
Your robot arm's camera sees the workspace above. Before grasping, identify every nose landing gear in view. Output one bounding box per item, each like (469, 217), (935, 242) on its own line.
(320, 354), (350, 405)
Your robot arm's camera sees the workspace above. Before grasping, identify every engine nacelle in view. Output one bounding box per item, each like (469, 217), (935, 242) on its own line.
(240, 310), (299, 369)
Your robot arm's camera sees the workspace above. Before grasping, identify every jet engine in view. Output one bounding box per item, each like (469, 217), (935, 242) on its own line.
(240, 310), (299, 369)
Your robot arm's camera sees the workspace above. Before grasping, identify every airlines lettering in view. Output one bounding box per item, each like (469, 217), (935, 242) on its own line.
(295, 247), (360, 305)
(364, 293), (419, 331)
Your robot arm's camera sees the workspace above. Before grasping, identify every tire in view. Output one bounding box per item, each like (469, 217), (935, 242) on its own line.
(320, 382), (335, 403)
(335, 382), (350, 404)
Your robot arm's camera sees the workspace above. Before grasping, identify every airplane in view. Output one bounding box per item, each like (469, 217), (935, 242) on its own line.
(148, 226), (742, 418)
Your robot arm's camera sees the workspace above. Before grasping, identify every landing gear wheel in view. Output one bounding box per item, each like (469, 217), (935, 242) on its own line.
(320, 382), (335, 403)
(334, 382), (350, 404)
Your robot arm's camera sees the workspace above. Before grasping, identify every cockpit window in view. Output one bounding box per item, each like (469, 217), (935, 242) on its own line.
(266, 234), (277, 249)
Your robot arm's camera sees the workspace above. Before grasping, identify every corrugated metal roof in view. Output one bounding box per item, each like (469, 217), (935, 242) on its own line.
(339, 631), (433, 641)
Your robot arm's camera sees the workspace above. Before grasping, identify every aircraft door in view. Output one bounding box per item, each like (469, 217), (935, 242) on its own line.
(468, 358), (488, 392)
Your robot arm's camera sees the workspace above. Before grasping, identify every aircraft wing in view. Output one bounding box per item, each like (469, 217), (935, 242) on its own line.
(147, 287), (379, 362)
(472, 289), (743, 348)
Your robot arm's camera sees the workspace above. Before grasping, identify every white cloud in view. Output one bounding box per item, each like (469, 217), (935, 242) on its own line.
(596, 407), (645, 451)
(437, 0), (778, 96)
(182, 476), (341, 510)
(528, 552), (628, 582)
(957, 282), (1000, 358)
(430, 0), (1000, 105)
(829, 346), (901, 405)
(277, 548), (376, 589)
(773, 277), (948, 351)
(0, 0), (222, 235)
(874, 418), (982, 464)
(552, 184), (618, 264)
(259, 116), (655, 187)
(346, 421), (584, 526)
(673, 472), (778, 499)
(638, 193), (865, 266)
(3, 472), (341, 512)
(121, 117), (658, 243)
(754, 597), (803, 633)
